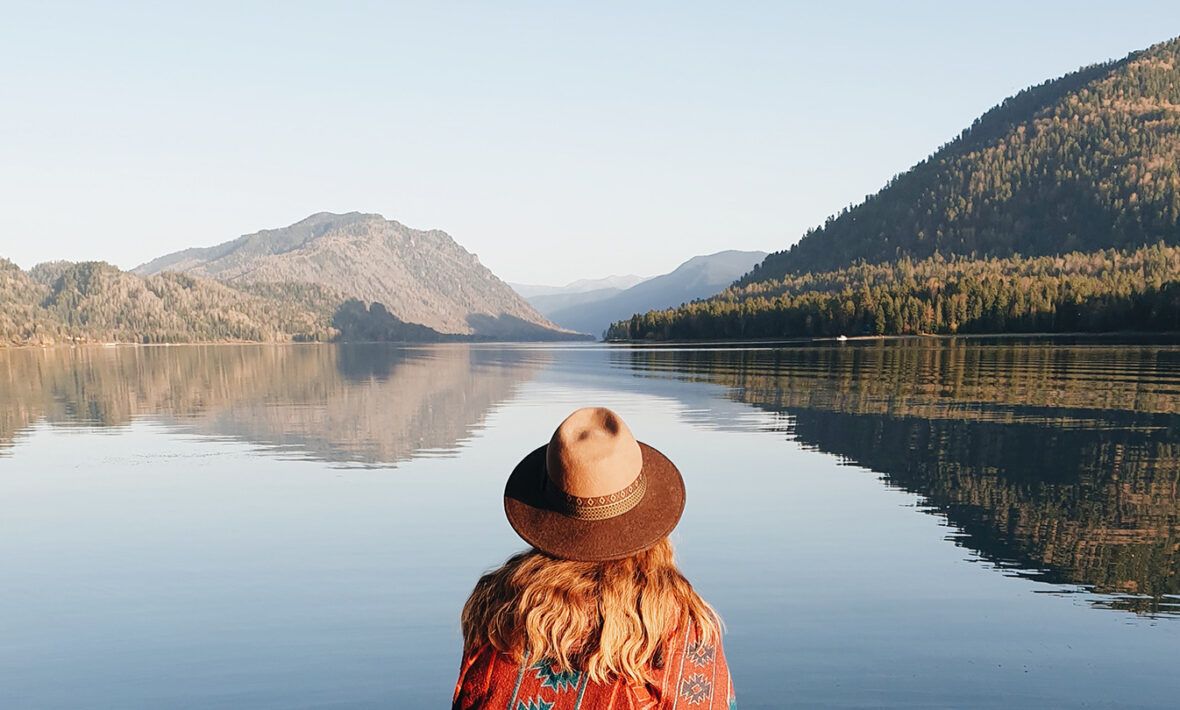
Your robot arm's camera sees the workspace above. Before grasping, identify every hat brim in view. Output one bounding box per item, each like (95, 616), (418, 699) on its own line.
(504, 441), (685, 562)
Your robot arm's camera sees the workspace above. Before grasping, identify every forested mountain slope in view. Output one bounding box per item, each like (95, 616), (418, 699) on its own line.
(746, 37), (1180, 283)
(1, 259), (340, 344)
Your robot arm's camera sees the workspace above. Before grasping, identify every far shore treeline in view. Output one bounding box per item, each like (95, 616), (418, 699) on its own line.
(607, 244), (1180, 340)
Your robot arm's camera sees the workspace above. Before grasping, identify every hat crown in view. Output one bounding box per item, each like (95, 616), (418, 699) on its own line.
(546, 407), (643, 498)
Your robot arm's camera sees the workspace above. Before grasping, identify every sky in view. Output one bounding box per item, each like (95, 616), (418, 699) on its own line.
(2, 2), (1180, 286)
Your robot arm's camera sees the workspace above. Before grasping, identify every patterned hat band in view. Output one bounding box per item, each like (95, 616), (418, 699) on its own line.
(544, 470), (648, 521)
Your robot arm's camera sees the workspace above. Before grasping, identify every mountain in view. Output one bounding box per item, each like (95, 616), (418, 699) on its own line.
(2, 212), (588, 345)
(610, 37), (1180, 340)
(744, 36), (1180, 285)
(510, 274), (649, 299)
(541, 250), (766, 337)
(525, 287), (629, 316)
(1, 255), (569, 345)
(510, 275), (652, 318)
(135, 212), (574, 339)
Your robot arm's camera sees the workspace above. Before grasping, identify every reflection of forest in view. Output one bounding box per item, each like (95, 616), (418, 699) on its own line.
(625, 341), (1180, 614)
(0, 344), (542, 465)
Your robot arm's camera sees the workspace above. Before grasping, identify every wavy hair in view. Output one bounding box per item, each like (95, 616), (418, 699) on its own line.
(460, 537), (718, 686)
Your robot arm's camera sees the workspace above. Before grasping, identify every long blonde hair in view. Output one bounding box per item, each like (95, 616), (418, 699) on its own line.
(461, 537), (718, 686)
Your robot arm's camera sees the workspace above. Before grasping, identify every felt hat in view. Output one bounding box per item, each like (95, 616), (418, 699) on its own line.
(504, 407), (686, 561)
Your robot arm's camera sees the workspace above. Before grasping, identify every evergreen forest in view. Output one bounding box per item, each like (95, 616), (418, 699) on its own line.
(608, 243), (1180, 340)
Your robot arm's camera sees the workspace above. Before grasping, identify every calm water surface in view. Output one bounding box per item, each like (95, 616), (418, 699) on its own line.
(1, 340), (1178, 709)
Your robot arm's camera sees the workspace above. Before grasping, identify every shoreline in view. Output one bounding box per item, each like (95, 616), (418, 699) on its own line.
(6, 329), (1180, 350)
(0, 335), (596, 350)
(602, 330), (1180, 347)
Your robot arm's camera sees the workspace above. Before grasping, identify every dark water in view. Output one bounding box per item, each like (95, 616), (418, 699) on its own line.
(1, 340), (1177, 709)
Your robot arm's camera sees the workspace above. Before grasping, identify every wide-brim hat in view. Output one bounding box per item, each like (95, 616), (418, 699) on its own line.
(504, 407), (685, 561)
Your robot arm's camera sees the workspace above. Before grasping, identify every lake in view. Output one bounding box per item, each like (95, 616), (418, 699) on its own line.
(1, 339), (1178, 709)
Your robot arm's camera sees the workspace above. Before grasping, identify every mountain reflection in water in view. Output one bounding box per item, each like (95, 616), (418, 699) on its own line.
(0, 344), (545, 466)
(620, 340), (1180, 616)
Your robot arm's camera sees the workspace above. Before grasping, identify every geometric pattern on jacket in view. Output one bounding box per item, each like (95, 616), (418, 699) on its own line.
(453, 625), (735, 710)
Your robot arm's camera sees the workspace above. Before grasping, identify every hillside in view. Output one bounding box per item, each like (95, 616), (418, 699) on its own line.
(1, 259), (340, 345)
(540, 250), (765, 337)
(0, 259), (53, 344)
(135, 212), (570, 339)
(745, 37), (1180, 283)
(1, 257), (583, 345)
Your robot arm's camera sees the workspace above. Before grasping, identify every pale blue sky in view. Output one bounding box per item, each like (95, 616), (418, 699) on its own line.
(2, 2), (1179, 284)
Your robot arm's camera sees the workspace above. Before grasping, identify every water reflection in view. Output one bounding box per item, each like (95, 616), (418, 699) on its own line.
(4, 340), (1178, 614)
(621, 341), (1180, 616)
(0, 344), (544, 466)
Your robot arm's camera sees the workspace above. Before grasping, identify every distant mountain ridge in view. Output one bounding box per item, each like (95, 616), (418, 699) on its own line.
(510, 274), (649, 299)
(536, 250), (766, 337)
(525, 287), (628, 317)
(134, 212), (379, 274)
(136, 212), (572, 339)
(744, 36), (1180, 284)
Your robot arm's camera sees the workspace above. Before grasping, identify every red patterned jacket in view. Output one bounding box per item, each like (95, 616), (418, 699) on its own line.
(452, 627), (734, 710)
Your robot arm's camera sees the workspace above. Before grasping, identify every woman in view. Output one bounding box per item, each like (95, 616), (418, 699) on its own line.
(453, 407), (734, 709)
